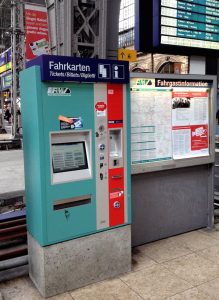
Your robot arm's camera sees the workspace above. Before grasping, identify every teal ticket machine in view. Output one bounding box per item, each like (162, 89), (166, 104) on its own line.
(20, 55), (131, 247)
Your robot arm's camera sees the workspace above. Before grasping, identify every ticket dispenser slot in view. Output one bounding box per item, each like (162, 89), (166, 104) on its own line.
(109, 129), (123, 168)
(53, 195), (91, 210)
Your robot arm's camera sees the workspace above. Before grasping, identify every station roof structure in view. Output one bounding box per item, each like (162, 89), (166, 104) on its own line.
(0, 0), (11, 52)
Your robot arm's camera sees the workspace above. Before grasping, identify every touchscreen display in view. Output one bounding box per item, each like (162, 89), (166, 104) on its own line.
(52, 142), (88, 173)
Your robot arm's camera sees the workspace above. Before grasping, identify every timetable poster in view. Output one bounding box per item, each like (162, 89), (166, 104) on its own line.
(131, 79), (173, 164)
(172, 91), (209, 159)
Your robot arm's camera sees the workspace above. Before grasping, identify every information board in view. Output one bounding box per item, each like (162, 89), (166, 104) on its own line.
(160, 0), (219, 50)
(131, 76), (213, 166)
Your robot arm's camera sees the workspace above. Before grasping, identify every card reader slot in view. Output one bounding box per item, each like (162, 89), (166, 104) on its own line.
(112, 175), (123, 179)
(54, 194), (91, 210)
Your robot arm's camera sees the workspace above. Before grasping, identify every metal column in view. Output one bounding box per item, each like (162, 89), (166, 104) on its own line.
(46, 0), (107, 58)
(11, 0), (24, 137)
(46, 0), (122, 59)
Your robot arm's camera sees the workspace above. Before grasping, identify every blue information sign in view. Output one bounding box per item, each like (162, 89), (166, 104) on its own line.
(7, 48), (12, 62)
(26, 55), (130, 84)
(159, 0), (219, 50)
(1, 72), (12, 90)
(0, 53), (6, 67)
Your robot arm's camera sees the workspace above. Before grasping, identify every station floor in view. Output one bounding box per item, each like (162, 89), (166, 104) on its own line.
(0, 149), (24, 196)
(1, 150), (219, 299)
(2, 225), (219, 299)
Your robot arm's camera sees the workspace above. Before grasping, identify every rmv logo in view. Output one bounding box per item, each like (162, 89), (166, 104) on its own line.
(48, 87), (71, 96)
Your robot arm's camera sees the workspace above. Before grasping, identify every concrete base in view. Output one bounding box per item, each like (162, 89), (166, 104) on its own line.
(28, 225), (131, 298)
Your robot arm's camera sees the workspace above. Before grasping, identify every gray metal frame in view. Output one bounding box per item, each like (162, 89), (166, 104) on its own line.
(45, 0), (123, 59)
(130, 73), (216, 246)
(46, 0), (72, 56)
(130, 73), (217, 175)
(132, 164), (214, 246)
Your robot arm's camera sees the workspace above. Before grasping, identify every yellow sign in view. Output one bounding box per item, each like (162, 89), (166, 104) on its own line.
(118, 49), (137, 62)
(0, 61), (12, 74)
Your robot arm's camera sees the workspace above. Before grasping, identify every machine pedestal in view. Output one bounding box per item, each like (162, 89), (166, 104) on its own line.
(28, 225), (131, 298)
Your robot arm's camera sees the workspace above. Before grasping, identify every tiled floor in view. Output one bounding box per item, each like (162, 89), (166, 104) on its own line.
(2, 225), (219, 299)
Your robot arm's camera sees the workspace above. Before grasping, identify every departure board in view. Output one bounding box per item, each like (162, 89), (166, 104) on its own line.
(160, 0), (219, 50)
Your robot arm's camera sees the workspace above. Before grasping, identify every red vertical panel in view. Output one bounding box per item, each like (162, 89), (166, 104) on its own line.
(107, 84), (123, 129)
(107, 84), (125, 227)
(108, 168), (125, 226)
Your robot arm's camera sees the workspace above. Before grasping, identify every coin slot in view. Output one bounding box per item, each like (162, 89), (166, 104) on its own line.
(113, 159), (118, 166)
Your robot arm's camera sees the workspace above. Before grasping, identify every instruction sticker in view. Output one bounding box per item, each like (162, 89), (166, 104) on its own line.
(60, 117), (83, 130)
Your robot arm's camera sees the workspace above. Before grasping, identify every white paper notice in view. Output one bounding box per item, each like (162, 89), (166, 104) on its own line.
(131, 89), (172, 164)
(172, 128), (191, 158)
(172, 91), (209, 127)
(192, 97), (208, 125)
(172, 90), (209, 159)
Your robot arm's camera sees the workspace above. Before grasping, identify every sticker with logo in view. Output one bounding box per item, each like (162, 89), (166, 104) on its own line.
(110, 191), (123, 199)
(60, 117), (83, 130)
(48, 87), (71, 96)
(95, 101), (107, 117)
(191, 125), (208, 151)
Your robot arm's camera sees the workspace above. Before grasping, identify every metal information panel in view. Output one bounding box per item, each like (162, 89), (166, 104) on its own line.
(130, 73), (217, 174)
(160, 0), (219, 50)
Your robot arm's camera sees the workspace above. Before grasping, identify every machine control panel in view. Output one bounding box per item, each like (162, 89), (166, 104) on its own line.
(94, 83), (126, 230)
(94, 84), (109, 230)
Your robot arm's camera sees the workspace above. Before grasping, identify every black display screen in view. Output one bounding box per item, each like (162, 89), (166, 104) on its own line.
(135, 0), (219, 55)
(52, 141), (88, 173)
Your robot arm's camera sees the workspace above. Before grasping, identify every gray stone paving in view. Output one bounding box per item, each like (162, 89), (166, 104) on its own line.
(2, 227), (219, 299)
(1, 152), (219, 299)
(0, 150), (24, 197)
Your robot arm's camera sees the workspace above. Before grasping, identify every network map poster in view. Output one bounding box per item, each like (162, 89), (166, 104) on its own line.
(131, 78), (172, 164)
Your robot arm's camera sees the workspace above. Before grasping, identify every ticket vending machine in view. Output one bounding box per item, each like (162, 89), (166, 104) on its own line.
(20, 55), (131, 297)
